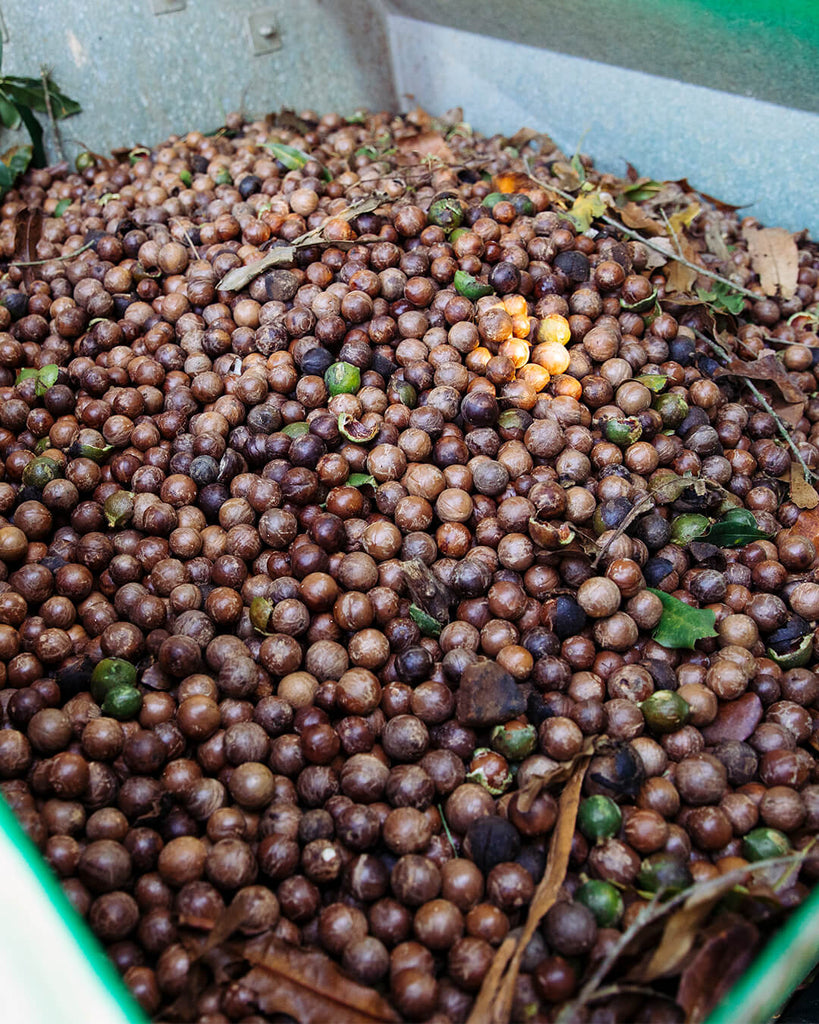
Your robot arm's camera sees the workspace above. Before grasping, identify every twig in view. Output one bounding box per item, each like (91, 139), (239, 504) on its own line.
(40, 66), (65, 163)
(694, 328), (818, 483)
(9, 239), (95, 268)
(217, 192), (387, 291)
(555, 851), (810, 1024)
(592, 491), (654, 568)
(523, 158), (761, 302)
(659, 207), (683, 259)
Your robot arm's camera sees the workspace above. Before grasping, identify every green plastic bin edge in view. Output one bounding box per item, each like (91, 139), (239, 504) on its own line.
(704, 875), (819, 1024)
(4, 785), (819, 1023)
(0, 795), (148, 1024)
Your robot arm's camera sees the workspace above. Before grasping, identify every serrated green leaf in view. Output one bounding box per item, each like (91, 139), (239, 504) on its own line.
(696, 281), (746, 315)
(409, 604), (442, 638)
(347, 473), (376, 488)
(705, 507), (773, 547)
(648, 589), (718, 649)
(54, 198), (71, 217)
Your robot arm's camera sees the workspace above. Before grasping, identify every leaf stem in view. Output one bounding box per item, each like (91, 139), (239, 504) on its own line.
(438, 803), (458, 857)
(694, 329), (817, 483)
(555, 851), (810, 1024)
(523, 159), (761, 301)
(9, 238), (94, 268)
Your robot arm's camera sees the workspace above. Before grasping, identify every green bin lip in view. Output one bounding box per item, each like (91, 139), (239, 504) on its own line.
(3, 788), (819, 1024)
(0, 794), (148, 1024)
(703, 876), (819, 1024)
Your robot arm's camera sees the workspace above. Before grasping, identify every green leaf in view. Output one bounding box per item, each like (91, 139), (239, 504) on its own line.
(354, 146), (378, 160)
(705, 507), (773, 548)
(620, 288), (658, 313)
(35, 364), (59, 395)
(54, 198), (71, 217)
(648, 589), (718, 650)
(264, 141), (309, 170)
(7, 144), (31, 178)
(2, 76), (80, 119)
(179, 169), (192, 187)
(570, 151), (586, 185)
(15, 367), (38, 385)
(635, 374), (668, 393)
(0, 92), (20, 129)
(621, 179), (664, 202)
(409, 604), (442, 638)
(12, 100), (45, 166)
(347, 473), (376, 488)
(453, 269), (493, 300)
(696, 281), (746, 315)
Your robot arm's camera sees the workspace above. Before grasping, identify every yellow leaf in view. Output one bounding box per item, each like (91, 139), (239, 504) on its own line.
(567, 189), (607, 232)
(668, 202), (701, 237)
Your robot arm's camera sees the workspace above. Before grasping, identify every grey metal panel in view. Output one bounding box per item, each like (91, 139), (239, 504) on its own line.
(387, 12), (819, 237)
(386, 0), (819, 115)
(0, 0), (397, 152)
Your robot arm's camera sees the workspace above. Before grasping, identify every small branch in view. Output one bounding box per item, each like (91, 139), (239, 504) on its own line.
(9, 239), (95, 268)
(40, 66), (65, 163)
(694, 329), (818, 483)
(523, 159), (761, 302)
(556, 851), (810, 1024)
(218, 192), (387, 291)
(592, 491), (654, 568)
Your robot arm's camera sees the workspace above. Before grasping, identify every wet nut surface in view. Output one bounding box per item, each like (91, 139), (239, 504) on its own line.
(1, 105), (819, 1024)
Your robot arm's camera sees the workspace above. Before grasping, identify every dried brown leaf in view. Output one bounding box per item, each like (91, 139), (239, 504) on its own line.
(516, 738), (596, 812)
(791, 463), (819, 510)
(470, 755), (591, 1024)
(243, 937), (400, 1023)
(664, 235), (702, 295)
(396, 130), (454, 162)
(631, 874), (737, 982)
(704, 215), (731, 262)
(13, 208), (43, 288)
(774, 398), (806, 429)
(619, 201), (665, 236)
(712, 352), (805, 404)
(743, 225), (798, 299)
(676, 915), (758, 1024)
(672, 178), (744, 212)
(401, 559), (451, 624)
(503, 127), (557, 153)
